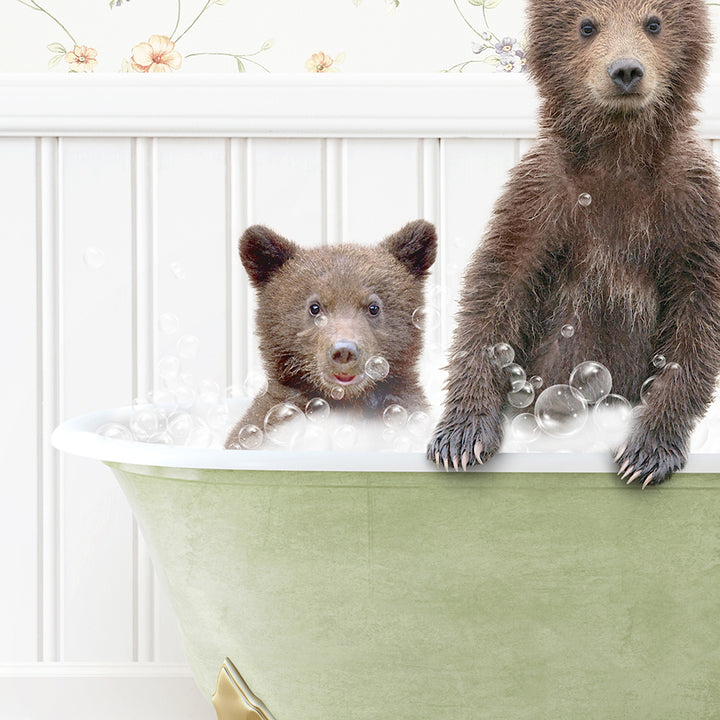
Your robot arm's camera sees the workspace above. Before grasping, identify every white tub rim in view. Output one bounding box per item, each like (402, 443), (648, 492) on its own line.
(50, 404), (720, 474)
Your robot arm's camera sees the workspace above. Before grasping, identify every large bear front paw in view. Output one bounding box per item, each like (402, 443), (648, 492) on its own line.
(614, 428), (687, 488)
(427, 411), (503, 471)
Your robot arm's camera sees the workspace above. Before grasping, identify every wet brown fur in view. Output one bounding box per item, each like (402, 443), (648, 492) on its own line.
(226, 220), (437, 447)
(428, 0), (720, 484)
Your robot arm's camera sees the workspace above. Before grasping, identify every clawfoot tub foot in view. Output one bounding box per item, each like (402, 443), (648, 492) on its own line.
(213, 658), (276, 720)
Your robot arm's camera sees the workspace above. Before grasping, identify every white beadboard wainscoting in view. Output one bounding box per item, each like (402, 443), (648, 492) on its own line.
(2, 74), (720, 720)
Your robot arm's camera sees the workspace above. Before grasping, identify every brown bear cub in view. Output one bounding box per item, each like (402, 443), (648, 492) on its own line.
(226, 220), (437, 448)
(429, 0), (720, 485)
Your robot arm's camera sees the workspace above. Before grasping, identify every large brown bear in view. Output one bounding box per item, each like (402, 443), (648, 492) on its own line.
(226, 220), (437, 448)
(428, 0), (720, 485)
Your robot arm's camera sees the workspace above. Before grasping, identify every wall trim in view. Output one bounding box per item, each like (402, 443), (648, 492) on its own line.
(0, 664), (214, 720)
(3, 73), (720, 139)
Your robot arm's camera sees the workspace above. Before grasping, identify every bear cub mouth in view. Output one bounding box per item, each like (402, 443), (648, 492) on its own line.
(331, 372), (364, 386)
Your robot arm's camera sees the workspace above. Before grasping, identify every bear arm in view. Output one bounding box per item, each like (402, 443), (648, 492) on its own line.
(618, 198), (720, 485)
(428, 207), (556, 471)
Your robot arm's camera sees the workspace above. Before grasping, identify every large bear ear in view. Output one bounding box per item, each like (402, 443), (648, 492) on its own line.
(239, 225), (298, 288)
(380, 220), (437, 278)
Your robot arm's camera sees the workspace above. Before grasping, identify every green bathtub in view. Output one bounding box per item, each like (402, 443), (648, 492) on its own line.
(53, 405), (720, 720)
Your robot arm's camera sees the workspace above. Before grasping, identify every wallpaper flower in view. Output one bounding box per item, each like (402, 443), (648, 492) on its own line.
(5, 0), (720, 74)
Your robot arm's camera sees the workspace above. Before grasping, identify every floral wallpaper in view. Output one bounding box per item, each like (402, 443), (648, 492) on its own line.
(1, 0), (720, 74)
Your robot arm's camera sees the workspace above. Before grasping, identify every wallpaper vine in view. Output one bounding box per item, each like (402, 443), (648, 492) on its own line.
(3, 0), (720, 74)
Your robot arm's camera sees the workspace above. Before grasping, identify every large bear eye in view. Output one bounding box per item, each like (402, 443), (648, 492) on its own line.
(368, 303), (380, 316)
(579, 19), (597, 37)
(645, 16), (661, 34)
(308, 302), (322, 316)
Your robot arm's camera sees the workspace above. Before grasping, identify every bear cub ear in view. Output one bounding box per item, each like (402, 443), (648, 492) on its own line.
(240, 225), (299, 288)
(380, 219), (437, 278)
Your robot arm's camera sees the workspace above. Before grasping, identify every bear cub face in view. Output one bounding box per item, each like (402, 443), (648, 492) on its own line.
(528, 0), (710, 125)
(226, 220), (437, 447)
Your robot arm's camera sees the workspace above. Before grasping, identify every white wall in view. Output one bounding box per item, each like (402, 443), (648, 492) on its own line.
(2, 74), (720, 719)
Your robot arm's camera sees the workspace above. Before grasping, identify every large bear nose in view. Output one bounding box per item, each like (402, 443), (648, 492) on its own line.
(608, 58), (644, 92)
(329, 340), (358, 366)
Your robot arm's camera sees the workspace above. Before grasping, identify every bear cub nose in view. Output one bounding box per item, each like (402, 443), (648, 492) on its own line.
(329, 340), (359, 366)
(608, 58), (645, 92)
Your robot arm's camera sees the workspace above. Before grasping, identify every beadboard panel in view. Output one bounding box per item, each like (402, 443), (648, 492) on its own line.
(2, 77), (720, 718)
(0, 138), (39, 663)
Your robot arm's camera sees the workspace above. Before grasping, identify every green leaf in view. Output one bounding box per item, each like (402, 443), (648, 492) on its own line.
(109, 0), (115, 8)
(483, 0), (504, 8)
(235, 57), (246, 73)
(47, 42), (66, 54)
(261, 38), (274, 51)
(48, 53), (65, 69)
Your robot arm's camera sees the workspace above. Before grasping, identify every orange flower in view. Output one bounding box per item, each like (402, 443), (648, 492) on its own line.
(131, 35), (182, 73)
(305, 52), (334, 73)
(64, 45), (98, 72)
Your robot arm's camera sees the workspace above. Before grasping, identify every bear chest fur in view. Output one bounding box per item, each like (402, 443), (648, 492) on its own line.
(526, 181), (664, 398)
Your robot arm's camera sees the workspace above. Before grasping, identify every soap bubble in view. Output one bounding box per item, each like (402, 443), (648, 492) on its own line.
(97, 422), (133, 441)
(148, 432), (173, 445)
(314, 314), (328, 328)
(158, 354), (181, 379)
(302, 423), (331, 450)
(333, 424), (358, 450)
(167, 412), (194, 444)
(149, 388), (176, 409)
(412, 306), (440, 331)
(264, 403), (306, 447)
(170, 261), (186, 280)
(186, 423), (213, 448)
(561, 324), (575, 338)
(305, 397), (330, 423)
(652, 354), (666, 369)
(510, 413), (540, 442)
(237, 424), (263, 450)
(174, 385), (196, 408)
(331, 386), (345, 400)
(578, 192), (592, 207)
(225, 385), (244, 401)
(206, 403), (230, 431)
(199, 378), (221, 397)
(665, 362), (681, 374)
(534, 384), (588, 437)
(177, 334), (200, 359)
(529, 375), (543, 390)
(491, 342), (515, 367)
(407, 410), (431, 437)
(640, 375), (656, 404)
(84, 247), (105, 270)
(130, 407), (162, 441)
(507, 381), (535, 408)
(158, 313), (180, 335)
(383, 403), (408, 429)
(593, 394), (632, 433)
(243, 370), (268, 398)
(365, 355), (390, 381)
(504, 363), (527, 391)
(569, 361), (612, 404)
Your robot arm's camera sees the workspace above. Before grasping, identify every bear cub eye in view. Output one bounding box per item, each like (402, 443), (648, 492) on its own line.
(645, 16), (661, 34)
(308, 302), (322, 316)
(579, 19), (597, 37)
(368, 302), (380, 316)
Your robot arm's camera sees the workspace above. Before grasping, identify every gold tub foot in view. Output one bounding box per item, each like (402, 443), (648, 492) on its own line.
(212, 658), (276, 720)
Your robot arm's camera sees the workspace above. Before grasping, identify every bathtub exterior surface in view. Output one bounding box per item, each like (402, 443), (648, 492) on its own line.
(109, 462), (720, 720)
